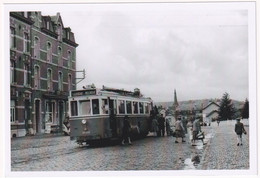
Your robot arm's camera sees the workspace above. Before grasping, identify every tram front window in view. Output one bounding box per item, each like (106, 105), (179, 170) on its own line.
(71, 101), (78, 116)
(92, 99), (100, 115)
(80, 100), (91, 115)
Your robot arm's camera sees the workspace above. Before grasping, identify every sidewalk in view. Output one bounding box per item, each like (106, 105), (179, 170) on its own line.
(199, 120), (249, 170)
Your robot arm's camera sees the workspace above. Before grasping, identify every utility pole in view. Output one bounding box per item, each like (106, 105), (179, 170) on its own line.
(76, 69), (86, 84)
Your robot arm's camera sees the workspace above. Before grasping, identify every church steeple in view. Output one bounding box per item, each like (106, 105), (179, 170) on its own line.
(173, 89), (179, 109)
(173, 89), (179, 120)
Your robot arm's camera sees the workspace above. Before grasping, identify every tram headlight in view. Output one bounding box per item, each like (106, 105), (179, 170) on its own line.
(82, 119), (87, 124)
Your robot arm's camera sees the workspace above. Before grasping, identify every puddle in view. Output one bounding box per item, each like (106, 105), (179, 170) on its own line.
(183, 158), (196, 170)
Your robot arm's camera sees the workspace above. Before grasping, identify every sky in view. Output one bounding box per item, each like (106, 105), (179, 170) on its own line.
(32, 3), (253, 102)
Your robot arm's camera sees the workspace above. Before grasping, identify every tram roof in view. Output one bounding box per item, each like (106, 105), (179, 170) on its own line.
(70, 87), (152, 101)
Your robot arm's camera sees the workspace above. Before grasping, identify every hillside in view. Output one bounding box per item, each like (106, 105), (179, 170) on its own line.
(154, 99), (244, 110)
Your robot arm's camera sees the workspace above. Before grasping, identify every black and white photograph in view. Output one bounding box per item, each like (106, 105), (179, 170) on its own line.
(1, 1), (258, 178)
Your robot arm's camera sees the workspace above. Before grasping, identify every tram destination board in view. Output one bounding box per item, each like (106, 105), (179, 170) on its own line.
(71, 89), (96, 97)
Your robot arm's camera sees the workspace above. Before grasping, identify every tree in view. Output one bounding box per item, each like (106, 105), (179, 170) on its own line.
(218, 92), (236, 120)
(241, 98), (249, 119)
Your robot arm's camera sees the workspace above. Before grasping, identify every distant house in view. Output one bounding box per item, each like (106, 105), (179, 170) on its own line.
(202, 101), (220, 125)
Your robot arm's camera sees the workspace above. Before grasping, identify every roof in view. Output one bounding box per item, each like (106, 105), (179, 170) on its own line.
(203, 101), (220, 110)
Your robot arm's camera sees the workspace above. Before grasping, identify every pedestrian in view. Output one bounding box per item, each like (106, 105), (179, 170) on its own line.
(121, 116), (132, 145)
(151, 116), (159, 137)
(217, 119), (220, 126)
(192, 116), (204, 146)
(182, 116), (188, 134)
(158, 114), (165, 136)
(187, 119), (193, 143)
(175, 116), (186, 143)
(235, 118), (246, 146)
(166, 118), (171, 136)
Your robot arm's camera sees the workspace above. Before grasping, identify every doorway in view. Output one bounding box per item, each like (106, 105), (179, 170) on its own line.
(35, 100), (40, 133)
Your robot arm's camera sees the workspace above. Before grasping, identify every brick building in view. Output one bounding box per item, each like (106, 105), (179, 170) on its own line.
(10, 12), (78, 137)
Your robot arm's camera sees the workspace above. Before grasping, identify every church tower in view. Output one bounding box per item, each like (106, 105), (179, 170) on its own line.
(173, 89), (179, 120)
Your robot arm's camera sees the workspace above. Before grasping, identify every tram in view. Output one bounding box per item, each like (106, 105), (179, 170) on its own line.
(68, 85), (153, 145)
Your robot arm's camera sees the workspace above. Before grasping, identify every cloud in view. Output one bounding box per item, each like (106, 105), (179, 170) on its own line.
(49, 6), (250, 102)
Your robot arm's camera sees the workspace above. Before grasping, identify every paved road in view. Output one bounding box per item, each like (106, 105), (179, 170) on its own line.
(199, 119), (249, 170)
(10, 120), (249, 171)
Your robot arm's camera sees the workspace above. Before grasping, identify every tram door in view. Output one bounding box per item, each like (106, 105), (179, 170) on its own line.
(108, 98), (117, 137)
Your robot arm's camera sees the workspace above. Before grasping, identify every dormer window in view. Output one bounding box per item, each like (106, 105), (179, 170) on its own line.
(67, 31), (70, 40)
(57, 23), (62, 41)
(46, 21), (50, 30)
(24, 12), (28, 18)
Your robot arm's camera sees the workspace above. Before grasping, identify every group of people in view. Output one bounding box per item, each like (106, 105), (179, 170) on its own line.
(121, 114), (247, 146)
(174, 116), (205, 146)
(151, 114), (167, 137)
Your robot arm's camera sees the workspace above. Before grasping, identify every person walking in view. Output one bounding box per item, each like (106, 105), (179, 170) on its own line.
(182, 116), (188, 135)
(235, 118), (246, 146)
(217, 119), (220, 126)
(158, 114), (165, 137)
(151, 116), (159, 137)
(192, 116), (204, 146)
(175, 116), (186, 143)
(166, 118), (171, 136)
(121, 116), (132, 145)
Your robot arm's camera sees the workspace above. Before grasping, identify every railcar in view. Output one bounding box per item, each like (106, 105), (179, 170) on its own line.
(68, 85), (153, 145)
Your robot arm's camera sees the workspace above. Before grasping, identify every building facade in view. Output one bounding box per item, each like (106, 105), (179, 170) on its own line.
(202, 101), (220, 125)
(10, 12), (78, 137)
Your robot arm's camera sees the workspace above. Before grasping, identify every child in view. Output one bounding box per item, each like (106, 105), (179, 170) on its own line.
(235, 118), (246, 146)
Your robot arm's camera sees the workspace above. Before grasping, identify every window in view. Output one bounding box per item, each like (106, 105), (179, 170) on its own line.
(67, 31), (70, 39)
(34, 66), (40, 89)
(24, 32), (29, 53)
(58, 47), (62, 66)
(58, 72), (63, 91)
(67, 51), (72, 68)
(57, 24), (62, 41)
(92, 99), (100, 115)
(133, 101), (138, 114)
(144, 103), (150, 114)
(118, 100), (125, 114)
(80, 100), (91, 115)
(139, 102), (144, 114)
(101, 99), (108, 114)
(24, 64), (30, 86)
(34, 37), (39, 58)
(47, 42), (52, 62)
(68, 74), (72, 91)
(70, 101), (78, 116)
(10, 100), (16, 123)
(10, 27), (16, 48)
(47, 69), (52, 91)
(10, 61), (15, 84)
(126, 101), (132, 114)
(46, 21), (50, 30)
(45, 101), (55, 123)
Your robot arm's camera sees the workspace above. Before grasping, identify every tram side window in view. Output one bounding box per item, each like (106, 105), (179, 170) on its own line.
(80, 100), (91, 115)
(118, 100), (125, 114)
(71, 101), (78, 116)
(133, 101), (138, 114)
(139, 102), (144, 114)
(92, 99), (100, 115)
(126, 101), (132, 114)
(144, 103), (149, 114)
(101, 99), (108, 114)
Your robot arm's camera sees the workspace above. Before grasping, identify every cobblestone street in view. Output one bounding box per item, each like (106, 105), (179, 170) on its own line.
(10, 120), (249, 172)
